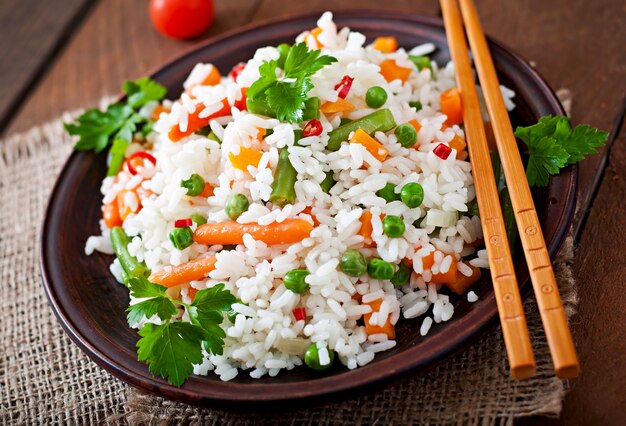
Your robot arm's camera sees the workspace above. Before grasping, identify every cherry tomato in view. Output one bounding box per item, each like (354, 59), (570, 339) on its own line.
(149, 0), (214, 40)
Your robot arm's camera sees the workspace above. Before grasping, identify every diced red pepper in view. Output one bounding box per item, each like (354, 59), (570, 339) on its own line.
(334, 75), (354, 99)
(292, 307), (307, 321)
(303, 119), (323, 137)
(433, 143), (452, 160)
(126, 151), (157, 175)
(175, 218), (193, 228)
(229, 62), (246, 82)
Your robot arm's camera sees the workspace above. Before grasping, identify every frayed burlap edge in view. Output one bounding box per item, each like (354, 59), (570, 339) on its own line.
(0, 108), (576, 426)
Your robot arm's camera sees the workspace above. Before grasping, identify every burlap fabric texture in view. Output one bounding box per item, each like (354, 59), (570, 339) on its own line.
(0, 113), (577, 425)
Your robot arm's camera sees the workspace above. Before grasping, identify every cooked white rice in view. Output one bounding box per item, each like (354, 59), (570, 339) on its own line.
(87, 11), (516, 381)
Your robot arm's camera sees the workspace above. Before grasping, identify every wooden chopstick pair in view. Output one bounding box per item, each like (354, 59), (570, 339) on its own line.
(439, 0), (580, 379)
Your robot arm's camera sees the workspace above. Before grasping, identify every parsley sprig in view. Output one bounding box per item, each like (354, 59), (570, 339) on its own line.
(246, 42), (337, 123)
(127, 277), (235, 387)
(64, 77), (167, 176)
(515, 115), (608, 187)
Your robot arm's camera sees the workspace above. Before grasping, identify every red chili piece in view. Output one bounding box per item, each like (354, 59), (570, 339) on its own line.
(175, 218), (193, 228)
(126, 151), (157, 175)
(302, 119), (323, 137)
(433, 143), (452, 160)
(292, 307), (307, 321)
(229, 62), (246, 81)
(334, 75), (354, 99)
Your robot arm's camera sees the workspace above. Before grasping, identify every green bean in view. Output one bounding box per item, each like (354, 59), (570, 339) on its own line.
(302, 97), (321, 121)
(269, 147), (297, 206)
(320, 171), (335, 193)
(339, 117), (353, 126)
(110, 227), (150, 281)
(327, 109), (396, 151)
(225, 193), (250, 220)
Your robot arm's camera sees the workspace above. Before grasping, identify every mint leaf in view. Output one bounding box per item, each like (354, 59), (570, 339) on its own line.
(123, 77), (167, 109)
(137, 322), (205, 387)
(564, 124), (608, 164)
(525, 136), (569, 187)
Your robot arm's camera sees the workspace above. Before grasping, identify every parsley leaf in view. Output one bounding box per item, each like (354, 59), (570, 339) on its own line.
(65, 103), (133, 153)
(190, 283), (237, 312)
(126, 277), (177, 325)
(246, 42), (336, 123)
(137, 322), (205, 387)
(123, 77), (167, 109)
(187, 284), (235, 356)
(515, 115), (608, 187)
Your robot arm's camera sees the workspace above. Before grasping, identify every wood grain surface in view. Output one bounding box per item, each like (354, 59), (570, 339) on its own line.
(1, 0), (625, 423)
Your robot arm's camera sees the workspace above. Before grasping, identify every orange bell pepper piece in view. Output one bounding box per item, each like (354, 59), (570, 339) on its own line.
(379, 59), (412, 83)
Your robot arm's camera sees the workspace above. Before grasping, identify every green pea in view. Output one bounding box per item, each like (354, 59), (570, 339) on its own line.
(225, 193), (250, 220)
(377, 183), (400, 203)
(365, 86), (388, 108)
(277, 43), (290, 69)
(400, 182), (424, 208)
(181, 173), (205, 196)
(395, 123), (417, 148)
(191, 213), (207, 226)
(409, 101), (423, 111)
(340, 249), (367, 277)
(367, 258), (395, 280)
(382, 215), (405, 238)
(169, 227), (193, 250)
(304, 343), (335, 371)
(391, 263), (410, 286)
(320, 171), (335, 194)
(284, 269), (310, 294)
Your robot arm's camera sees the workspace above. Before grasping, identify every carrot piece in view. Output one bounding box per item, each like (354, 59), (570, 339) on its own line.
(422, 251), (436, 270)
(306, 27), (324, 48)
(358, 211), (374, 244)
(116, 189), (140, 221)
(379, 59), (412, 83)
(444, 266), (482, 295)
(320, 98), (355, 114)
(372, 36), (398, 53)
(168, 98), (230, 142)
(350, 128), (389, 162)
(103, 197), (122, 229)
(151, 105), (170, 122)
(301, 206), (319, 227)
(200, 182), (214, 197)
(187, 286), (198, 302)
(149, 256), (217, 288)
(440, 88), (463, 126)
(200, 65), (221, 86)
(228, 146), (263, 171)
(255, 127), (266, 142)
(194, 218), (313, 246)
(430, 257), (458, 284)
(449, 134), (467, 154)
(364, 298), (396, 339)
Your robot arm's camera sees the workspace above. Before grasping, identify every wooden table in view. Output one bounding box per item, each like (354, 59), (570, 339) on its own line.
(2, 0), (624, 423)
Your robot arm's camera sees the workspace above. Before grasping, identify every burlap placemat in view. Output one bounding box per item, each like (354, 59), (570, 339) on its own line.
(0, 112), (577, 425)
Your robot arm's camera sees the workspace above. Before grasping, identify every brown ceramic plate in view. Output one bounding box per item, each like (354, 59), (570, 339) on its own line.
(41, 10), (576, 408)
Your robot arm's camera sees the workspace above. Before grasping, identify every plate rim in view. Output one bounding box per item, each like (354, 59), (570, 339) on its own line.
(40, 9), (577, 407)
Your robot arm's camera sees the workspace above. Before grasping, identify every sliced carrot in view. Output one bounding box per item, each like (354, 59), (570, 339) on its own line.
(320, 98), (355, 114)
(444, 266), (482, 295)
(151, 104), (170, 122)
(200, 182), (214, 197)
(116, 189), (140, 221)
(364, 298), (396, 339)
(372, 36), (398, 53)
(350, 128), (389, 162)
(194, 218), (313, 246)
(168, 98), (230, 142)
(149, 256), (217, 288)
(379, 59), (412, 83)
(440, 88), (463, 126)
(306, 27), (324, 48)
(358, 211), (374, 244)
(430, 257), (458, 285)
(255, 127), (266, 142)
(422, 251), (436, 270)
(448, 134), (467, 154)
(134, 185), (154, 201)
(409, 119), (422, 133)
(229, 146), (263, 171)
(103, 197), (122, 229)
(187, 286), (198, 302)
(200, 65), (221, 86)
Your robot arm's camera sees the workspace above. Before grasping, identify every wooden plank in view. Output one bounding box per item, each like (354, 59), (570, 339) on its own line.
(2, 0), (260, 136)
(0, 0), (92, 132)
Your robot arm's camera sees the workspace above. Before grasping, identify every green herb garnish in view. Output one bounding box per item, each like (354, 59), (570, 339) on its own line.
(515, 115), (608, 187)
(128, 277), (235, 386)
(246, 42), (336, 123)
(64, 77), (166, 176)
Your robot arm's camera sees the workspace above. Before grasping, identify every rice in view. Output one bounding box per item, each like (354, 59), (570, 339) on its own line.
(85, 11), (511, 383)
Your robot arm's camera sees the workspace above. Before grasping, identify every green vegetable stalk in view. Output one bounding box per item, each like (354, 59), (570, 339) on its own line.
(327, 108), (397, 151)
(110, 226), (150, 281)
(269, 147), (298, 206)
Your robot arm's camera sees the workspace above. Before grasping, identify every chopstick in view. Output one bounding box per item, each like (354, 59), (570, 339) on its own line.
(439, 0), (536, 379)
(457, 0), (580, 378)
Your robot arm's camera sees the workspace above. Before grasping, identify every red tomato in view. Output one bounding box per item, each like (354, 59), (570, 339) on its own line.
(149, 0), (214, 40)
